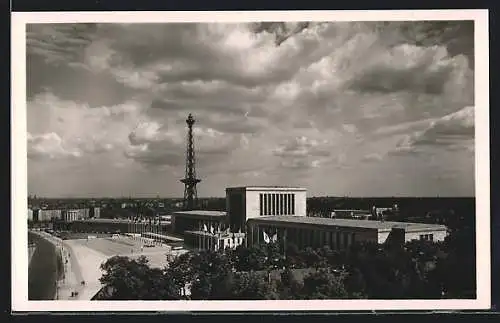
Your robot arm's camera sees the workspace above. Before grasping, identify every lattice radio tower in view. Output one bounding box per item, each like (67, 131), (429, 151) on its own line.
(180, 113), (201, 210)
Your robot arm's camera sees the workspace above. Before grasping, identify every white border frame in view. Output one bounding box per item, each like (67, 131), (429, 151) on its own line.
(11, 9), (490, 312)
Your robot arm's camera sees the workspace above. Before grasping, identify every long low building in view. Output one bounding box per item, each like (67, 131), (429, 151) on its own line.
(171, 210), (228, 235)
(53, 218), (171, 234)
(246, 216), (448, 250)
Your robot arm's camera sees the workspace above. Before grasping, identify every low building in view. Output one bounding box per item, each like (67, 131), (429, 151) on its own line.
(55, 218), (172, 234)
(226, 186), (307, 232)
(171, 210), (228, 236)
(331, 209), (372, 219)
(38, 208), (62, 222)
(246, 216), (448, 250)
(62, 208), (91, 222)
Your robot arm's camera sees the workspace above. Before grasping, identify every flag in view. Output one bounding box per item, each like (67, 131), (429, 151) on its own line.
(272, 232), (278, 243)
(238, 227), (242, 234)
(263, 231), (270, 244)
(210, 225), (214, 234)
(203, 224), (208, 232)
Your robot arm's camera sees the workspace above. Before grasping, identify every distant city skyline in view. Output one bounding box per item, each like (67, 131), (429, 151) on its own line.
(27, 21), (475, 198)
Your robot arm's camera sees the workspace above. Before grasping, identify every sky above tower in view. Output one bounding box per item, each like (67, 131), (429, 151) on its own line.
(26, 21), (475, 198)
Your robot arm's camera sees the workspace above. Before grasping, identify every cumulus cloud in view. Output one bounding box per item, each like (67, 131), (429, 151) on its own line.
(347, 44), (459, 95)
(362, 153), (384, 162)
(124, 120), (241, 168)
(273, 136), (332, 170)
(25, 21), (475, 197)
(27, 91), (146, 159)
(28, 132), (81, 160)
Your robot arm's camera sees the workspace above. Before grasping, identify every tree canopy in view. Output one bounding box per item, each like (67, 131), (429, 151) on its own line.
(96, 227), (475, 300)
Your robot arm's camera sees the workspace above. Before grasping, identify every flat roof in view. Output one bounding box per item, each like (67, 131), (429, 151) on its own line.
(248, 216), (447, 232)
(226, 186), (306, 191)
(173, 210), (227, 217)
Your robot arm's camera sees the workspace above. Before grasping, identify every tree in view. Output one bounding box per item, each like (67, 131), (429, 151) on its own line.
(230, 271), (278, 300)
(189, 250), (233, 300)
(99, 256), (179, 300)
(165, 252), (196, 298)
(299, 268), (349, 299)
(277, 267), (304, 299)
(231, 244), (267, 272)
(300, 247), (321, 268)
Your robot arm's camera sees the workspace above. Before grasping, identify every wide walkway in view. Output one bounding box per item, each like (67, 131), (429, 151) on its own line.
(29, 231), (184, 299)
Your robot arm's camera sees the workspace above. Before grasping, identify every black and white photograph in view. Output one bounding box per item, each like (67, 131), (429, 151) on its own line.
(11, 10), (490, 311)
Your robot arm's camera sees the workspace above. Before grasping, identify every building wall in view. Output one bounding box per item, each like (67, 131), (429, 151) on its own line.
(245, 190), (260, 220)
(295, 191), (307, 217)
(377, 230), (391, 244)
(38, 209), (62, 222)
(227, 187), (307, 232)
(62, 208), (91, 222)
(172, 213), (227, 235)
(246, 221), (379, 250)
(405, 229), (448, 242)
(226, 188), (246, 231)
(249, 189), (307, 218)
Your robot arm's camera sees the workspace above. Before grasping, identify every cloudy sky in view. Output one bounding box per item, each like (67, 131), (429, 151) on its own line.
(26, 21), (475, 198)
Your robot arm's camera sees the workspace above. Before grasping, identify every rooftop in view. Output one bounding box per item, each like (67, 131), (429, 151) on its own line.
(248, 216), (447, 232)
(173, 210), (227, 217)
(226, 186), (307, 191)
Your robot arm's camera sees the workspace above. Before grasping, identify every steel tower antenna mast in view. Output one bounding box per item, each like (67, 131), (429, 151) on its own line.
(180, 113), (201, 210)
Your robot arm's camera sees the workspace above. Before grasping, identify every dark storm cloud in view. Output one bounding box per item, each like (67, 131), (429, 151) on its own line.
(347, 62), (453, 94)
(249, 21), (311, 45)
(26, 23), (98, 65)
(393, 21), (474, 68)
(93, 23), (297, 88)
(27, 55), (133, 106)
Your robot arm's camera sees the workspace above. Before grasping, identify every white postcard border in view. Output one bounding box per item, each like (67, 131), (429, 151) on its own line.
(11, 9), (490, 312)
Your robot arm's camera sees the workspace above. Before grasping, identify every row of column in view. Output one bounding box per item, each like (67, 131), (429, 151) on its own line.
(250, 224), (357, 250)
(197, 233), (218, 251)
(259, 193), (295, 216)
(127, 222), (164, 244)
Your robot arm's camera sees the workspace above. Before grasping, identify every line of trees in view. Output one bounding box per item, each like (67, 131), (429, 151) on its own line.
(96, 227), (475, 300)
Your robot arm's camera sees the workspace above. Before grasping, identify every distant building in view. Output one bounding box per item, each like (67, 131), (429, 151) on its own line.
(331, 209), (372, 219)
(62, 208), (91, 222)
(38, 209), (62, 221)
(27, 208), (33, 222)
